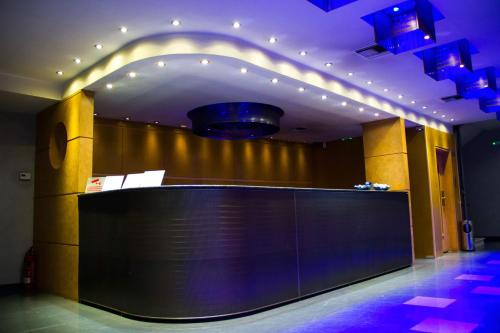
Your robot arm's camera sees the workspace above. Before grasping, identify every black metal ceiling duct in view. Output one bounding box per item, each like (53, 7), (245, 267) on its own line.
(187, 102), (284, 140)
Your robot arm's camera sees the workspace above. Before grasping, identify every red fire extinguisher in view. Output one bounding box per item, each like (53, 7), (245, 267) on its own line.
(22, 247), (35, 292)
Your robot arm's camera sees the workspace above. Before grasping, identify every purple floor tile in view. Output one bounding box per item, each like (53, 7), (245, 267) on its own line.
(455, 274), (494, 282)
(404, 296), (456, 308)
(471, 286), (500, 296)
(411, 317), (478, 333)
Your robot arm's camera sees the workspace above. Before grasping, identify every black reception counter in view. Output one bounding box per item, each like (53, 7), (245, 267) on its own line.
(78, 185), (412, 321)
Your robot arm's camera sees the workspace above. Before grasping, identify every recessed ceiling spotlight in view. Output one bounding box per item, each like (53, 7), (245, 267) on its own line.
(56, 70), (63, 76)
(180, 125), (187, 128)
(424, 35), (431, 40)
(393, 6), (400, 12)
(299, 50), (307, 56)
(271, 78), (279, 84)
(341, 101), (347, 107)
(154, 121), (159, 125)
(268, 36), (278, 44)
(374, 113), (380, 117)
(450, 118), (455, 122)
(94, 43), (103, 50)
(73, 57), (81, 64)
(232, 21), (241, 29)
(411, 100), (416, 104)
(124, 116), (131, 121)
(298, 87), (305, 92)
(321, 95), (327, 100)
(433, 111), (438, 114)
(120, 26), (128, 33)
(441, 114), (446, 118)
(383, 88), (389, 92)
(422, 106), (428, 109)
(127, 71), (137, 78)
(157, 61), (166, 68)
(240, 67), (248, 74)
(93, 112), (98, 116)
(171, 19), (181, 26)
(398, 94), (404, 99)
(106, 83), (113, 89)
(359, 107), (364, 112)
(367, 80), (373, 85)
(459, 64), (465, 68)
(200, 59), (210, 65)
(325, 62), (333, 68)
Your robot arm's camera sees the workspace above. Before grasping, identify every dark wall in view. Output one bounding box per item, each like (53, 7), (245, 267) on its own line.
(460, 120), (500, 237)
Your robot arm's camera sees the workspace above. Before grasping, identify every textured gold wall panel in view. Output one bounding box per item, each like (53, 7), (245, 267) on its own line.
(35, 242), (78, 300)
(364, 154), (410, 191)
(406, 128), (434, 258)
(363, 118), (407, 158)
(34, 194), (79, 245)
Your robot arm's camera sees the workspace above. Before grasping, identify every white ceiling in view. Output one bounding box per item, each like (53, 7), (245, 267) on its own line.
(0, 0), (499, 140)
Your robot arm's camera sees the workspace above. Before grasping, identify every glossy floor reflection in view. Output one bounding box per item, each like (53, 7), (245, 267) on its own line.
(1, 247), (500, 333)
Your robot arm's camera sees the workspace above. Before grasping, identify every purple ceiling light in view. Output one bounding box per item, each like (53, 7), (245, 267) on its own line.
(307, 0), (357, 12)
(456, 67), (497, 99)
(414, 39), (477, 81)
(362, 0), (444, 54)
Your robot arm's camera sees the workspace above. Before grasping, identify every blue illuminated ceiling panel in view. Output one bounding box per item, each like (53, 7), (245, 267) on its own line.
(414, 39), (477, 81)
(307, 0), (357, 12)
(479, 93), (500, 113)
(362, 0), (444, 54)
(456, 67), (497, 100)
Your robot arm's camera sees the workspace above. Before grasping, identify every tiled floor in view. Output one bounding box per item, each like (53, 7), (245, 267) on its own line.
(1, 247), (500, 333)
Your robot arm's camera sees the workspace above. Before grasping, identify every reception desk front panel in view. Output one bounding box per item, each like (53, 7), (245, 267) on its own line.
(79, 186), (412, 320)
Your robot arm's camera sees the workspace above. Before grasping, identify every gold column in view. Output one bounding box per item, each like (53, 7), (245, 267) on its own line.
(34, 90), (94, 300)
(362, 117), (410, 191)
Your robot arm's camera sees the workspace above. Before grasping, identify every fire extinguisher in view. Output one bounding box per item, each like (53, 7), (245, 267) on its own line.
(22, 247), (35, 292)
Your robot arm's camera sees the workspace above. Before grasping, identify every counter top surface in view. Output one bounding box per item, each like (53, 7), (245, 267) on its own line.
(80, 184), (408, 196)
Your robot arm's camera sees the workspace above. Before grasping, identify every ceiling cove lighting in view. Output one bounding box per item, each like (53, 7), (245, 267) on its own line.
(268, 37), (278, 44)
(187, 102), (284, 140)
(94, 43), (103, 50)
(120, 26), (128, 33)
(414, 39), (476, 81)
(456, 67), (497, 99)
(307, 0), (358, 12)
(232, 21), (241, 29)
(73, 58), (81, 64)
(171, 19), (181, 26)
(362, 0), (444, 54)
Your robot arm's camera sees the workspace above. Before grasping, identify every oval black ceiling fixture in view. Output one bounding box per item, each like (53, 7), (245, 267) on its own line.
(187, 102), (284, 140)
